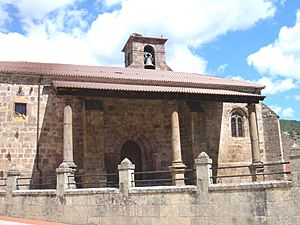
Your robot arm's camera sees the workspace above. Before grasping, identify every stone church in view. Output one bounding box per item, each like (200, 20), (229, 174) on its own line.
(0, 34), (284, 186)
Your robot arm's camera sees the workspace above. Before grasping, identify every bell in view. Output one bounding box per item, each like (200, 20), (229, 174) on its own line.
(144, 55), (155, 69)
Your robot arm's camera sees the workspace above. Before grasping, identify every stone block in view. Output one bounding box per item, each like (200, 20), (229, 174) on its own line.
(141, 205), (160, 217)
(192, 217), (208, 225)
(136, 217), (151, 225)
(101, 217), (117, 225)
(150, 217), (169, 225)
(169, 217), (191, 225)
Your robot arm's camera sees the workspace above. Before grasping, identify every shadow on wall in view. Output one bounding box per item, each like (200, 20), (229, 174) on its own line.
(30, 87), (84, 189)
(180, 101), (223, 184)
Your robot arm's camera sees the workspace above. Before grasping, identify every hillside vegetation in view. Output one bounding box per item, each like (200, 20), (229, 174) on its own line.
(280, 119), (300, 137)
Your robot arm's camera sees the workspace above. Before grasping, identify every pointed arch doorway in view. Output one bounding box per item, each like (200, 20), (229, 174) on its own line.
(120, 140), (142, 172)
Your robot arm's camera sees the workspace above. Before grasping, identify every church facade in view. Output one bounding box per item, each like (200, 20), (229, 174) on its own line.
(0, 34), (284, 186)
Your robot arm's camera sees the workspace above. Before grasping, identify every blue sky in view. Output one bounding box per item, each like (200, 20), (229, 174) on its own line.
(0, 0), (299, 120)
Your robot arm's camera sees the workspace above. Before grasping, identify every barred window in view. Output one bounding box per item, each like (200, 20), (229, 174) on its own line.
(15, 103), (27, 116)
(231, 114), (243, 137)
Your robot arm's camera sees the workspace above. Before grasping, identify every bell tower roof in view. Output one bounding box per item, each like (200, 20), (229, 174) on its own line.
(122, 33), (172, 71)
(122, 33), (168, 52)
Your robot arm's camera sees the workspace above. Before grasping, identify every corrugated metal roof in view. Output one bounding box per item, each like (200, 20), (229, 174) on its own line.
(52, 80), (264, 98)
(0, 61), (264, 91)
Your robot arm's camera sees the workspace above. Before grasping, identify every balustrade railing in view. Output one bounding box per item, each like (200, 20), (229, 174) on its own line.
(211, 161), (291, 183)
(16, 176), (57, 190)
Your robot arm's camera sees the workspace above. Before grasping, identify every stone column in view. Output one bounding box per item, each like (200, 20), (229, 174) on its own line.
(63, 105), (76, 169)
(290, 143), (300, 187)
(118, 158), (135, 195)
(195, 152), (212, 192)
(247, 103), (261, 164)
(170, 110), (186, 186)
(247, 103), (263, 181)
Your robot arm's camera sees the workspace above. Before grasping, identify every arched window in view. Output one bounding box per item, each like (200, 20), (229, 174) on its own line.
(231, 114), (243, 137)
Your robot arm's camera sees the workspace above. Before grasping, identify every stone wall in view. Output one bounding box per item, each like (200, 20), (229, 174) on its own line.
(261, 103), (284, 162)
(0, 181), (298, 225)
(217, 103), (265, 183)
(1, 147), (298, 225)
(0, 74), (84, 186)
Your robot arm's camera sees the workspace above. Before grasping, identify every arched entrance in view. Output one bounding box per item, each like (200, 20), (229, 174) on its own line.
(121, 140), (142, 172)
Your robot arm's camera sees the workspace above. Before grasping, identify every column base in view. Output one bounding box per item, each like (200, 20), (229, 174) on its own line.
(249, 161), (264, 182)
(169, 161), (187, 186)
(64, 161), (77, 170)
(58, 162), (77, 189)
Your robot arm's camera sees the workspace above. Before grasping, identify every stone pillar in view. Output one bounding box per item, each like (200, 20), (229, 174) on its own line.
(170, 110), (186, 186)
(290, 143), (300, 187)
(56, 162), (76, 196)
(195, 152), (212, 192)
(247, 103), (263, 181)
(63, 105), (76, 169)
(247, 103), (261, 164)
(118, 158), (135, 195)
(5, 166), (21, 214)
(6, 166), (21, 192)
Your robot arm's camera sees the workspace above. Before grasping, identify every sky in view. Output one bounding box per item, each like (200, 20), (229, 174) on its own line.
(0, 0), (299, 120)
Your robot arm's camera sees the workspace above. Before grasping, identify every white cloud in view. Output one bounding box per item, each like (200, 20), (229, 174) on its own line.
(248, 10), (300, 81)
(0, 0), (276, 71)
(167, 44), (207, 73)
(217, 63), (228, 73)
(256, 77), (298, 95)
(282, 107), (295, 118)
(227, 75), (298, 95)
(295, 95), (300, 101)
(3, 0), (76, 21)
(269, 105), (295, 118)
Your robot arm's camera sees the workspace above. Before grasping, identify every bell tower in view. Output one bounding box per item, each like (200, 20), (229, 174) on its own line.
(122, 33), (172, 71)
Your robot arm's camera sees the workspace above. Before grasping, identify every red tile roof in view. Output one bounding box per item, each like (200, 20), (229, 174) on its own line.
(0, 61), (264, 92)
(52, 80), (264, 99)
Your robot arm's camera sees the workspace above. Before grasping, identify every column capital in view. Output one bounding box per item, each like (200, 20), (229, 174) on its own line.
(246, 102), (256, 109)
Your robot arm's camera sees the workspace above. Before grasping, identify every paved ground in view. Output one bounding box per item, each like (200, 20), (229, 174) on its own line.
(0, 216), (67, 225)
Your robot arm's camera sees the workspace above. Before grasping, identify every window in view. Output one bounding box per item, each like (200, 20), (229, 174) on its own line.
(15, 103), (27, 116)
(231, 114), (243, 137)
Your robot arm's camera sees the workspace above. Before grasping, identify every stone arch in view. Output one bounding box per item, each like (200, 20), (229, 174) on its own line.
(120, 140), (142, 172)
(135, 133), (154, 171)
(119, 133), (154, 172)
(144, 45), (155, 69)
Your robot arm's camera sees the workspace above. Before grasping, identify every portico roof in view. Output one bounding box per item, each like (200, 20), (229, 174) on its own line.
(0, 61), (265, 102)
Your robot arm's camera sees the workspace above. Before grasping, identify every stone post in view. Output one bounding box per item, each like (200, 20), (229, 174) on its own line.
(56, 162), (76, 196)
(5, 166), (21, 215)
(290, 143), (300, 187)
(247, 103), (263, 181)
(6, 166), (21, 192)
(63, 105), (76, 169)
(195, 152), (212, 192)
(118, 158), (135, 195)
(170, 110), (186, 186)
